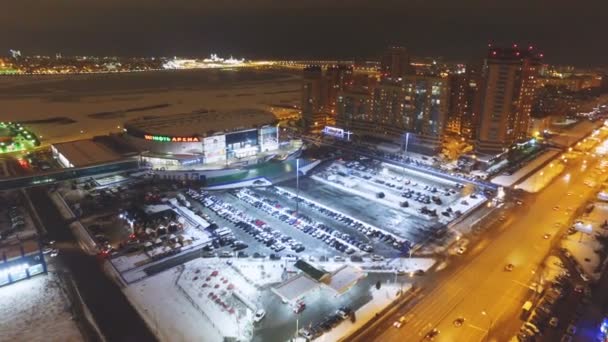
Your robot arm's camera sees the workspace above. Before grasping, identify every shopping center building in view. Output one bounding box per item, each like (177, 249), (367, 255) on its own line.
(123, 109), (280, 167)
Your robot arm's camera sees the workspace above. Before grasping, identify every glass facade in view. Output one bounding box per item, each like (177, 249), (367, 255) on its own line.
(225, 130), (259, 159)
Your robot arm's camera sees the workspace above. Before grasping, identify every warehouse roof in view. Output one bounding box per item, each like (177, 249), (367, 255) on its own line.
(52, 139), (122, 167)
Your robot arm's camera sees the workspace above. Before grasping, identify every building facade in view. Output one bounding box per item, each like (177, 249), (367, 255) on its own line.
(380, 46), (413, 78)
(447, 65), (482, 140)
(301, 65), (354, 133)
(475, 47), (542, 154)
(337, 75), (449, 154)
(123, 110), (279, 167)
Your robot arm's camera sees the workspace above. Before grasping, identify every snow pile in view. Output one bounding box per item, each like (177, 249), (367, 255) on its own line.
(0, 274), (82, 342)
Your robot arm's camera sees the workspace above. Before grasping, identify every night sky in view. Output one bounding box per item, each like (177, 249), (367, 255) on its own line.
(1, 0), (606, 66)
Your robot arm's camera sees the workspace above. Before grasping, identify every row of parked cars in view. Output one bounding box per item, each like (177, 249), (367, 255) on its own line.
(1, 206), (27, 240)
(238, 188), (376, 255)
(268, 187), (410, 252)
(299, 306), (353, 340)
(519, 270), (583, 342)
(189, 189), (305, 255)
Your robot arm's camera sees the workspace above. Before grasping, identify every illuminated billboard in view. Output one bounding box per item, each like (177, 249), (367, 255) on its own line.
(202, 135), (226, 164)
(144, 135), (200, 143)
(322, 126), (352, 140)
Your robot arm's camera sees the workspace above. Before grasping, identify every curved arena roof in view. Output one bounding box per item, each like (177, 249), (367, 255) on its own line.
(124, 109), (277, 139)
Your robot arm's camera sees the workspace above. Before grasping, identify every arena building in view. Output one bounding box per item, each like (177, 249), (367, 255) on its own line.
(123, 109), (280, 167)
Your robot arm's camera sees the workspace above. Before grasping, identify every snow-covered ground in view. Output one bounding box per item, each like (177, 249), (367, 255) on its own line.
(177, 260), (257, 341)
(0, 273), (83, 342)
(125, 258), (288, 342)
(125, 266), (224, 342)
(0, 70), (300, 144)
(562, 202), (608, 281)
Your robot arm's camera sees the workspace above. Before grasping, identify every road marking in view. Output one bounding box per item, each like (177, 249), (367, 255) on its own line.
(511, 279), (529, 288)
(467, 324), (488, 332)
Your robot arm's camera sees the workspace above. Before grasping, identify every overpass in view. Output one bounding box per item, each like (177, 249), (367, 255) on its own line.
(0, 160), (140, 191)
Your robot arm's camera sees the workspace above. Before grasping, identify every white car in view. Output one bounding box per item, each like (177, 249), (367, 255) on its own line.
(253, 309), (266, 323)
(549, 317), (559, 328)
(456, 246), (467, 255)
(393, 321), (403, 328)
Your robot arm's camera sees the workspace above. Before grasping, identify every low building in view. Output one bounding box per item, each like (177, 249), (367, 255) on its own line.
(51, 139), (122, 168)
(0, 240), (46, 287)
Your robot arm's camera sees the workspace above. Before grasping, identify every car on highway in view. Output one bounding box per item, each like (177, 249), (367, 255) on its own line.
(453, 317), (465, 327)
(393, 315), (408, 329)
(505, 263), (515, 272)
(424, 328), (440, 340)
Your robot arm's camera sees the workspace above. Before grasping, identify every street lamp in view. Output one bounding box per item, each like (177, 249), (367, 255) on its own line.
(481, 310), (494, 342)
(296, 158), (300, 215)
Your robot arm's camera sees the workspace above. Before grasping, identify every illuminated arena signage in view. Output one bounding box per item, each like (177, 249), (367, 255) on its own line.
(323, 126), (352, 140)
(144, 135), (200, 143)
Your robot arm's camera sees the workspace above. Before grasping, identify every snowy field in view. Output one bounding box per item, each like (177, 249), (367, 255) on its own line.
(125, 266), (224, 342)
(125, 258), (286, 342)
(0, 69), (300, 144)
(0, 273), (83, 342)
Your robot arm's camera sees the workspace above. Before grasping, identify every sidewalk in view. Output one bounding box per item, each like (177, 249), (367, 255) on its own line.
(315, 284), (409, 342)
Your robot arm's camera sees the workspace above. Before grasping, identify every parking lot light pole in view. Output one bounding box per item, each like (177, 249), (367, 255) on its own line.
(294, 314), (299, 340)
(481, 310), (494, 342)
(296, 158), (300, 215)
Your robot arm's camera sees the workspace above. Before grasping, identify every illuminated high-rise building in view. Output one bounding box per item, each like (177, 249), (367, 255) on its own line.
(301, 65), (354, 132)
(337, 75), (449, 154)
(380, 46), (413, 78)
(301, 66), (325, 133)
(475, 46), (542, 154)
(447, 65), (482, 140)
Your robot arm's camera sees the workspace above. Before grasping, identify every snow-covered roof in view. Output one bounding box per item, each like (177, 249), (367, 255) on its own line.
(124, 109), (277, 138)
(322, 265), (365, 295)
(52, 139), (121, 167)
(272, 274), (318, 302)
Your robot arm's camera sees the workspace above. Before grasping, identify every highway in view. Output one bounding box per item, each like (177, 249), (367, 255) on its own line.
(353, 152), (606, 342)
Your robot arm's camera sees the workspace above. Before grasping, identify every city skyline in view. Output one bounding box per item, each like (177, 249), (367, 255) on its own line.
(1, 0), (606, 66)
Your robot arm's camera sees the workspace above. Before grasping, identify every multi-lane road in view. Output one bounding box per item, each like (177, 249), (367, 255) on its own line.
(353, 152), (605, 342)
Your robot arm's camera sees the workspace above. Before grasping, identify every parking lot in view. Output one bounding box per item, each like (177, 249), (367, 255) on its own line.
(278, 157), (486, 249)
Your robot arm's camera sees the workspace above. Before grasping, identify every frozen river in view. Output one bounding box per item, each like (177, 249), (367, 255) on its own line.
(0, 69), (300, 143)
